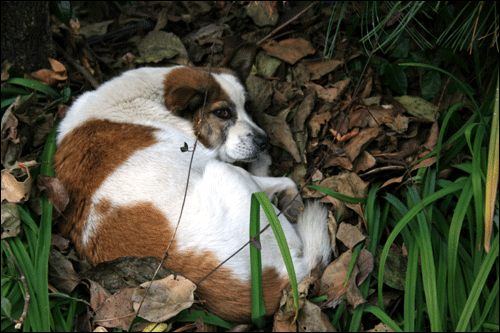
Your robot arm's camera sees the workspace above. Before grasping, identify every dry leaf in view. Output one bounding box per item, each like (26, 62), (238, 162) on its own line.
(37, 175), (69, 215)
(293, 89), (317, 133)
(348, 105), (397, 130)
(308, 110), (332, 138)
(336, 222), (366, 249)
(272, 273), (320, 331)
(48, 248), (80, 294)
(94, 287), (136, 330)
(246, 75), (273, 115)
(305, 59), (344, 80)
(366, 322), (394, 332)
(319, 251), (353, 308)
(320, 249), (368, 309)
(1, 166), (32, 203)
(132, 275), (196, 323)
(1, 203), (21, 239)
(343, 126), (383, 161)
(1, 61), (11, 81)
(353, 151), (377, 173)
(356, 249), (374, 286)
(88, 279), (112, 313)
(27, 58), (67, 86)
(262, 108), (302, 162)
(261, 38), (315, 65)
(423, 122), (439, 150)
(246, 1), (279, 27)
(296, 300), (336, 332)
(314, 172), (369, 217)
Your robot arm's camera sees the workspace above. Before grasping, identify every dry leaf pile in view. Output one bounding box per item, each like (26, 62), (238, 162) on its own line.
(1, 1), (472, 332)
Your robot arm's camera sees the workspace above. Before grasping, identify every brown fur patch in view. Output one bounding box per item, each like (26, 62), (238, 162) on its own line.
(53, 120), (157, 254)
(86, 199), (288, 323)
(163, 67), (236, 148)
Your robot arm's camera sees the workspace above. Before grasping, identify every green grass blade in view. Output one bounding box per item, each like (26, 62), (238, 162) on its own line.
(249, 193), (266, 328)
(399, 63), (480, 112)
(251, 192), (300, 322)
(5, 78), (61, 99)
(379, 180), (465, 309)
(404, 239), (419, 331)
(472, 277), (499, 331)
(172, 309), (234, 330)
(447, 177), (474, 327)
(364, 305), (402, 332)
(484, 75), (499, 252)
(305, 185), (367, 204)
(456, 234), (499, 331)
(33, 126), (58, 331)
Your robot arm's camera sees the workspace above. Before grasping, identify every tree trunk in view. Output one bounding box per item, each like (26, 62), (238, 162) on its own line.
(1, 1), (55, 72)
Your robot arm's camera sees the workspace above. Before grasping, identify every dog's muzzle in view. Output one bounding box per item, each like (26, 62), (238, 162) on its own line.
(253, 133), (270, 152)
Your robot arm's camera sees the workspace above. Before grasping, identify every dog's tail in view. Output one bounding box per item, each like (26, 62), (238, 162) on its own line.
(296, 201), (331, 273)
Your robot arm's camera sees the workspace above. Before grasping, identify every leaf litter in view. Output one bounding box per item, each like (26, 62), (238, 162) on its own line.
(0, 1), (463, 331)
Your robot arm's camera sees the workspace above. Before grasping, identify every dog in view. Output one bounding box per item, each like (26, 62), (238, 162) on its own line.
(53, 43), (331, 323)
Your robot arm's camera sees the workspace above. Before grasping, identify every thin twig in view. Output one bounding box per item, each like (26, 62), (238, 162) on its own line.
(3, 240), (30, 330)
(134, 3), (234, 317)
(55, 43), (100, 89)
(257, 1), (319, 46)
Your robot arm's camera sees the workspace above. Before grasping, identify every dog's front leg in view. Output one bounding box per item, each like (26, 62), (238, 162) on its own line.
(252, 175), (304, 224)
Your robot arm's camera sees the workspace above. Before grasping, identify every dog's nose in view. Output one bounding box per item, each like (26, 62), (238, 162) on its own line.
(254, 133), (270, 151)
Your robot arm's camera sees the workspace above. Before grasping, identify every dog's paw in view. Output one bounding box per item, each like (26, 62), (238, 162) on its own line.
(277, 187), (304, 224)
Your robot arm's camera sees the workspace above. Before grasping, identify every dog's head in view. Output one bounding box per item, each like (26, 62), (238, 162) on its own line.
(163, 43), (268, 163)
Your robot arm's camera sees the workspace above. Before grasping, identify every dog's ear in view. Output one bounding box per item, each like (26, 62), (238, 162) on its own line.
(220, 42), (256, 82)
(165, 86), (204, 119)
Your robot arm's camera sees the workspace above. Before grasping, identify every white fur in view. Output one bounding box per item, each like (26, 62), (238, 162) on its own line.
(57, 66), (331, 283)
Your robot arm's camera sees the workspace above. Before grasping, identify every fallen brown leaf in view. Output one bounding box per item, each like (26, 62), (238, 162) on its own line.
(262, 107), (302, 162)
(27, 58), (67, 86)
(423, 122), (439, 150)
(314, 172), (369, 217)
(88, 279), (112, 313)
(304, 59), (344, 80)
(296, 300), (336, 332)
(261, 38), (315, 65)
(94, 287), (136, 330)
(1, 203), (21, 239)
(132, 274), (196, 323)
(353, 151), (377, 173)
(1, 166), (32, 203)
(343, 126), (383, 161)
(336, 222), (366, 249)
(48, 248), (80, 294)
(37, 175), (69, 215)
(305, 79), (351, 103)
(320, 248), (371, 309)
(308, 110), (332, 138)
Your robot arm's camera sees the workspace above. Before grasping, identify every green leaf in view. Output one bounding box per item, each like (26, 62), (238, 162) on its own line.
(1, 296), (13, 319)
(390, 38), (410, 59)
(384, 63), (408, 95)
(421, 70), (441, 100)
(49, 1), (74, 28)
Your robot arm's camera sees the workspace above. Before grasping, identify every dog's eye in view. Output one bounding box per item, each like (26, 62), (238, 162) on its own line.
(213, 108), (232, 120)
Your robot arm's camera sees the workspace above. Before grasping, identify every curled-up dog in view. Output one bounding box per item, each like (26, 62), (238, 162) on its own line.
(54, 43), (331, 322)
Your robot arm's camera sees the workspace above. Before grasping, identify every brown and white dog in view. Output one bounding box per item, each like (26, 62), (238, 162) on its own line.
(53, 44), (331, 322)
